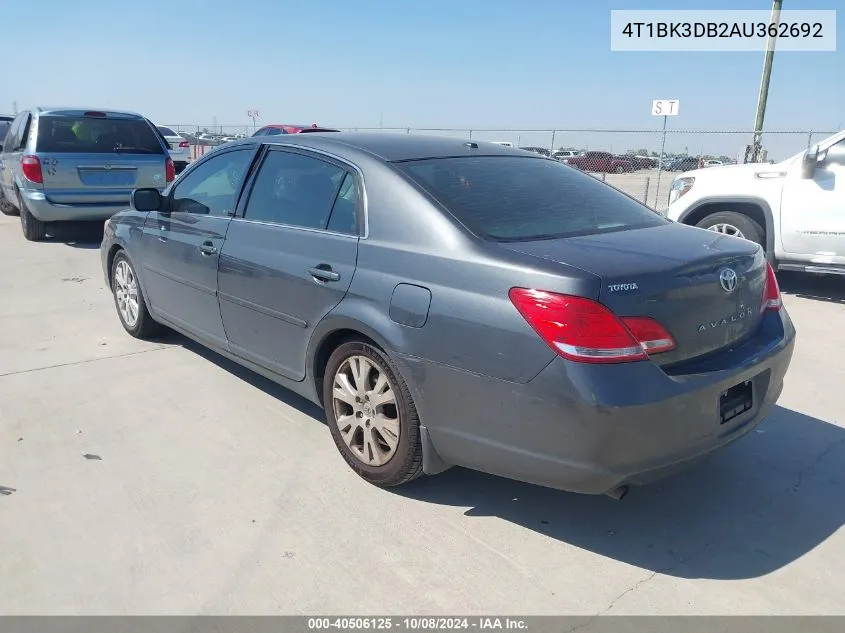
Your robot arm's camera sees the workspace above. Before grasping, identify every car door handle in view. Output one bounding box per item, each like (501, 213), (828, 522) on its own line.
(198, 241), (218, 256)
(308, 265), (340, 282)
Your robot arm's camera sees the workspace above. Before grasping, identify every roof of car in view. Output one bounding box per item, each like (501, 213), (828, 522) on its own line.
(226, 132), (536, 162)
(31, 107), (145, 119)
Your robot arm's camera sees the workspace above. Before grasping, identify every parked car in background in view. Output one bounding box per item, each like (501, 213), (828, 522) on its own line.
(0, 107), (173, 241)
(630, 155), (659, 169)
(252, 123), (340, 137)
(0, 116), (13, 212)
(666, 129), (845, 276)
(101, 132), (794, 499)
(666, 156), (701, 172)
(156, 126), (192, 174)
(0, 115), (12, 147)
(519, 146), (551, 157)
(702, 159), (724, 168)
(552, 150), (581, 160)
(564, 151), (634, 173)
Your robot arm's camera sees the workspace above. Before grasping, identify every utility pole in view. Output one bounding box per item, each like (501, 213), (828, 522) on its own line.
(748, 0), (783, 163)
(12, 101), (18, 115)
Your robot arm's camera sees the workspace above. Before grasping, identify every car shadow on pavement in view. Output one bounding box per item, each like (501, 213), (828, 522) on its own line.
(778, 271), (845, 305)
(393, 406), (845, 581)
(166, 333), (844, 581)
(43, 221), (104, 249)
(173, 335), (326, 421)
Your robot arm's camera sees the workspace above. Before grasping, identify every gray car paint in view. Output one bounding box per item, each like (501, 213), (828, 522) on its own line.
(101, 132), (796, 495)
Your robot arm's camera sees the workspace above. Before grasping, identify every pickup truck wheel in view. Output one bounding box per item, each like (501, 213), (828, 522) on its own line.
(696, 211), (764, 247)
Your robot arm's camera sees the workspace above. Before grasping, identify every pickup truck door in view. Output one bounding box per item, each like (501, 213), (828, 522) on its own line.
(780, 136), (845, 259)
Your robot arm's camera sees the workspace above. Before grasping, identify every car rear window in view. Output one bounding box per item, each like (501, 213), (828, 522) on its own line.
(36, 115), (165, 154)
(395, 156), (667, 242)
(157, 126), (177, 136)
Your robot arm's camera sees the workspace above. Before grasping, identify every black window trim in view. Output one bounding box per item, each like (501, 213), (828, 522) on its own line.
(233, 143), (367, 238)
(16, 113), (32, 151)
(164, 145), (261, 217)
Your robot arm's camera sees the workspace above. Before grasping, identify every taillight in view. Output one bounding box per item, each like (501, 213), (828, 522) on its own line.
(21, 155), (43, 184)
(165, 157), (175, 183)
(619, 317), (676, 354)
(509, 288), (676, 364)
(763, 262), (782, 311)
(178, 140), (189, 148)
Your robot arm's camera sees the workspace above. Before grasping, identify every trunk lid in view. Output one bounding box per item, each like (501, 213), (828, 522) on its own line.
(38, 152), (167, 204)
(501, 222), (767, 365)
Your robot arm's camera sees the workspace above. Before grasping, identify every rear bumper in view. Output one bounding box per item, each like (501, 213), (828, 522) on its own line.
(23, 190), (132, 222)
(398, 309), (796, 495)
(168, 150), (192, 164)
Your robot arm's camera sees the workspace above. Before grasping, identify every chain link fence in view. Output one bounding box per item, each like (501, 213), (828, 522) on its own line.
(165, 125), (837, 213)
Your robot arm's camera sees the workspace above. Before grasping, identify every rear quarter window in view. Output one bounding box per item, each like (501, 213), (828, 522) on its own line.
(36, 115), (165, 154)
(395, 155), (667, 242)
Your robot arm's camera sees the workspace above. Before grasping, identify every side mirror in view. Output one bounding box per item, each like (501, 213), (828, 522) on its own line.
(131, 188), (164, 212)
(801, 145), (820, 179)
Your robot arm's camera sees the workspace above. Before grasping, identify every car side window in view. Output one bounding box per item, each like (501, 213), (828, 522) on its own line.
(243, 150), (347, 230)
(16, 115), (32, 150)
(824, 137), (845, 165)
(2, 114), (22, 152)
(169, 149), (254, 217)
(326, 172), (359, 234)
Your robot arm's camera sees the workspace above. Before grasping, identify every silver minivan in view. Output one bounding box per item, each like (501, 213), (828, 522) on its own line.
(0, 108), (173, 241)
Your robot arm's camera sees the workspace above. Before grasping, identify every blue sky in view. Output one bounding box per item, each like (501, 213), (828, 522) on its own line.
(6, 0), (843, 158)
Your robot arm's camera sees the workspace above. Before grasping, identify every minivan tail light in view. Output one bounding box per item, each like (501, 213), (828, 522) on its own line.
(763, 262), (782, 311)
(165, 157), (175, 183)
(21, 155), (43, 184)
(508, 288), (676, 364)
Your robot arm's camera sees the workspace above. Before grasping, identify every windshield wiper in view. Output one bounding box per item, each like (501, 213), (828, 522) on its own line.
(111, 146), (156, 154)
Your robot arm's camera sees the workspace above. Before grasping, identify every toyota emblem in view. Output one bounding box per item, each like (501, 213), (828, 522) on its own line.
(719, 268), (738, 293)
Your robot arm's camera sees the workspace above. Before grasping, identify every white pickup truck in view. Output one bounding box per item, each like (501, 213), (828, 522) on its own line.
(665, 129), (845, 276)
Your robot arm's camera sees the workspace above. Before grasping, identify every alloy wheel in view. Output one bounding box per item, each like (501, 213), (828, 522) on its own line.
(708, 223), (746, 239)
(114, 260), (140, 327)
(331, 355), (400, 467)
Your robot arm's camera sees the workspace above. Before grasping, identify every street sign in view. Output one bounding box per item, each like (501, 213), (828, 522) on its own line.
(652, 99), (679, 116)
(247, 109), (261, 119)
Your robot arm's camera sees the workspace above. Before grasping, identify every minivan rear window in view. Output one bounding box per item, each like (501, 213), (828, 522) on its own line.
(395, 156), (667, 242)
(36, 115), (165, 154)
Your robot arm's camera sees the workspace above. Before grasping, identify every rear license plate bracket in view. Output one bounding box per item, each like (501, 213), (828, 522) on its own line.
(719, 380), (753, 425)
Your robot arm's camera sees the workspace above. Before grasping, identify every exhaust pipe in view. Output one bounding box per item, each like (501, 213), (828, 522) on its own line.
(605, 485), (629, 501)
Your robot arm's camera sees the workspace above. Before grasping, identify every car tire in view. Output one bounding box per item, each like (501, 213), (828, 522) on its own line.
(323, 340), (424, 488)
(695, 211), (764, 247)
(111, 250), (161, 339)
(615, 165), (625, 174)
(19, 191), (46, 241)
(0, 190), (18, 216)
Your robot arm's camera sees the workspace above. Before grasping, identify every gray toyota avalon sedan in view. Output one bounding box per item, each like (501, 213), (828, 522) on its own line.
(100, 133), (795, 498)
